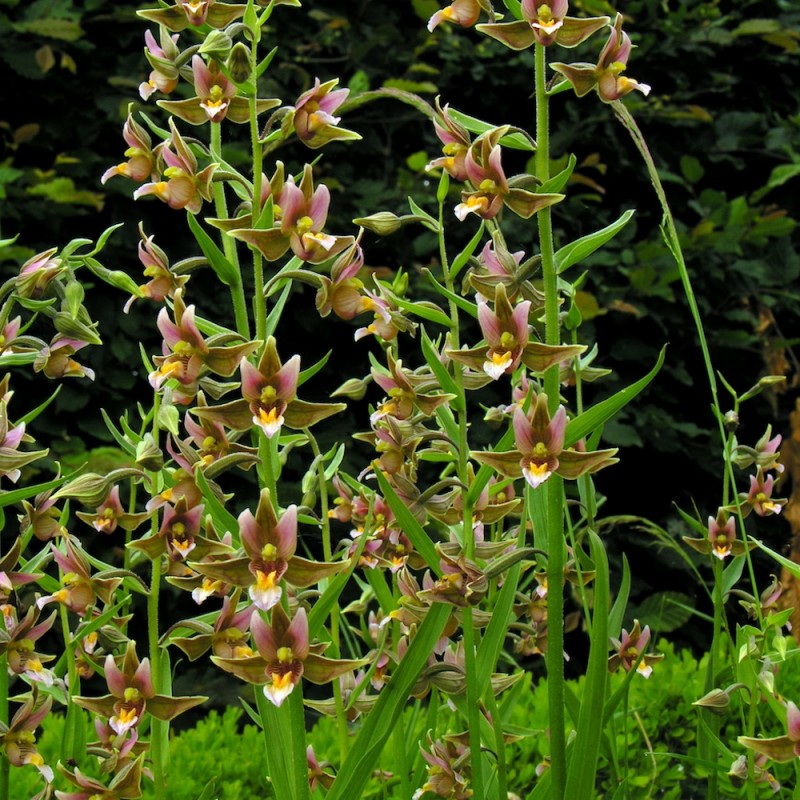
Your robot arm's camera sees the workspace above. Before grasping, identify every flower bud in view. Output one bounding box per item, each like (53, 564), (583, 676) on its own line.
(353, 212), (402, 236)
(692, 688), (729, 715)
(54, 468), (144, 507)
(136, 433), (164, 472)
(199, 32), (233, 62)
(227, 42), (251, 84)
(723, 410), (739, 433)
(332, 377), (370, 400)
(54, 312), (102, 346)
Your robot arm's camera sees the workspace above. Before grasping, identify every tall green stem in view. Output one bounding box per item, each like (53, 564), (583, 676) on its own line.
(0, 655), (8, 800)
(535, 41), (567, 800)
(249, 35), (267, 347)
(210, 122), (250, 339)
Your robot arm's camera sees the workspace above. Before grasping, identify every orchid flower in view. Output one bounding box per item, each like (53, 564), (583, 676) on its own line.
(478, 0), (608, 50)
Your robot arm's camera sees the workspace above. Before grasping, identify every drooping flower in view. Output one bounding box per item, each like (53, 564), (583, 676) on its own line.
(732, 424), (784, 474)
(125, 223), (189, 312)
(228, 165), (355, 264)
(133, 118), (218, 214)
(472, 392), (618, 488)
(739, 700), (800, 763)
(426, 99), (472, 181)
(56, 755), (145, 800)
(101, 113), (159, 184)
(550, 14), (651, 102)
(478, 0), (608, 50)
(16, 248), (64, 299)
(428, 0), (490, 32)
(1, 604), (57, 686)
(0, 689), (54, 785)
(741, 467), (786, 517)
(137, 0), (247, 32)
(139, 28), (181, 100)
(454, 128), (563, 221)
(34, 336), (95, 381)
(291, 77), (360, 149)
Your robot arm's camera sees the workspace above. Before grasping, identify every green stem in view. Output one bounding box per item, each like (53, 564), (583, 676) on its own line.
(485, 685), (508, 800)
(59, 604), (79, 761)
(210, 122), (250, 339)
(289, 686), (310, 800)
(148, 552), (166, 800)
(249, 39), (267, 347)
(535, 41), (567, 800)
(461, 609), (483, 797)
(0, 655), (8, 800)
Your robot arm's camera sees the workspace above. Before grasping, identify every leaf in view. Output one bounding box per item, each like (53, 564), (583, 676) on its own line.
(14, 18), (84, 41)
(566, 345), (666, 447)
(375, 470), (441, 575)
(608, 554), (630, 641)
(447, 108), (534, 152)
(383, 78), (438, 94)
(538, 154), (577, 194)
(187, 213), (240, 287)
(565, 529), (609, 800)
(449, 220), (485, 281)
(325, 603), (451, 800)
(555, 209), (635, 274)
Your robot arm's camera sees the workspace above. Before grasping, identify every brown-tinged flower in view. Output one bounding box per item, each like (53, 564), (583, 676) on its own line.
(740, 467), (786, 517)
(36, 539), (121, 617)
(454, 127), (563, 221)
(75, 486), (150, 535)
(148, 289), (258, 404)
(478, 0), (608, 50)
(16, 248), (64, 299)
(428, 0), (490, 32)
(0, 688), (54, 785)
(608, 620), (663, 678)
(1, 604), (57, 686)
(190, 336), (346, 438)
(34, 336), (95, 381)
(140, 28), (181, 100)
(73, 641), (206, 734)
(101, 114), (158, 184)
(426, 98), (472, 181)
(159, 56), (280, 125)
(228, 164), (355, 264)
(57, 752), (145, 799)
(290, 77), (360, 149)
(125, 223), (189, 312)
(133, 118), (217, 214)
(212, 606), (366, 707)
(472, 392), (618, 488)
(683, 507), (755, 560)
(189, 488), (346, 610)
(138, 0), (246, 32)
(550, 14), (651, 102)
(739, 700), (800, 764)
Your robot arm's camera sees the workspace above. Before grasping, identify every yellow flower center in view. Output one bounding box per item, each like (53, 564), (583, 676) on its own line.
(277, 646), (294, 663)
(260, 385), (278, 405)
(123, 687), (142, 703)
(261, 543), (278, 560)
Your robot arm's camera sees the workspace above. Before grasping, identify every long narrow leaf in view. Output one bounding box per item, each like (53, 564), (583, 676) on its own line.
(476, 562), (520, 695)
(566, 346), (666, 447)
(325, 603), (451, 800)
(186, 212), (240, 287)
(564, 529), (609, 799)
(375, 469), (441, 575)
(608, 554), (630, 641)
(555, 209), (635, 274)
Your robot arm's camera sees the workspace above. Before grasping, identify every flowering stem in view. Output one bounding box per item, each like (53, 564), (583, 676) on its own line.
(59, 604), (79, 761)
(535, 40), (567, 800)
(0, 655), (8, 800)
(249, 37), (267, 348)
(289, 686), (310, 800)
(148, 552), (167, 800)
(209, 122), (250, 339)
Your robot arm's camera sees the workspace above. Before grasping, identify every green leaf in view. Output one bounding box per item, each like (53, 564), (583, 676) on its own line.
(752, 538), (800, 579)
(607, 554), (630, 641)
(449, 220), (485, 281)
(447, 109), (534, 152)
(187, 213), (240, 287)
(565, 529), (609, 800)
(421, 268), (478, 319)
(195, 468), (240, 543)
(0, 473), (67, 509)
(374, 470), (441, 575)
(566, 345), (666, 447)
(555, 209), (635, 274)
(538, 154), (576, 194)
(265, 281), (292, 338)
(325, 603), (451, 800)
(383, 78), (438, 94)
(680, 155), (704, 184)
(298, 350), (332, 388)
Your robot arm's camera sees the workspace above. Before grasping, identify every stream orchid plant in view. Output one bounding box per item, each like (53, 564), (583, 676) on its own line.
(0, 1), (796, 798)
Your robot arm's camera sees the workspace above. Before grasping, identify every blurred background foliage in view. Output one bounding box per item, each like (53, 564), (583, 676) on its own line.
(0, 0), (798, 650)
